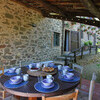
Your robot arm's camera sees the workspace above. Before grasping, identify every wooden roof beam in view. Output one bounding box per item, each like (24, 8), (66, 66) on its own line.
(32, 0), (67, 17)
(46, 15), (100, 27)
(80, 0), (100, 19)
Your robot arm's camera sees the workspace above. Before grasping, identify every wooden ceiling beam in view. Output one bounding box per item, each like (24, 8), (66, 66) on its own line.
(80, 0), (100, 19)
(28, 0), (67, 17)
(46, 15), (100, 27)
(47, 0), (100, 3)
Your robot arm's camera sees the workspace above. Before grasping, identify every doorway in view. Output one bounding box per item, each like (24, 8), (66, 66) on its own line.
(71, 31), (79, 51)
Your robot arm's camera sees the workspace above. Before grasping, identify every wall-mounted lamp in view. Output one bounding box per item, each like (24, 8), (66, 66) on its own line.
(28, 23), (36, 27)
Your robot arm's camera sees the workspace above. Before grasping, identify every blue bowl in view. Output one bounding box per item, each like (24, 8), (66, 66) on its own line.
(42, 79), (53, 87)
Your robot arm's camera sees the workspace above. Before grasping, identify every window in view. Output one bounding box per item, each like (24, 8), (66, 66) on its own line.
(53, 32), (60, 46)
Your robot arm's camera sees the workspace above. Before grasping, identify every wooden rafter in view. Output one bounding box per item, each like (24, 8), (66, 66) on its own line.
(46, 15), (100, 27)
(80, 0), (100, 19)
(27, 0), (67, 17)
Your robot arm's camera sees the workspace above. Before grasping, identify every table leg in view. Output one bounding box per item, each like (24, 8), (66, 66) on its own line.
(12, 95), (20, 100)
(28, 97), (37, 100)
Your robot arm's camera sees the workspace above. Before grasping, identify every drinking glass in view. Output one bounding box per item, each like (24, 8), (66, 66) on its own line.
(37, 76), (43, 83)
(58, 68), (63, 78)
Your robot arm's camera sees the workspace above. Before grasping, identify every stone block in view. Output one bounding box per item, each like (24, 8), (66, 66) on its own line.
(3, 56), (13, 59)
(0, 45), (6, 48)
(13, 26), (19, 30)
(21, 36), (28, 39)
(15, 16), (21, 20)
(10, 60), (16, 65)
(2, 21), (9, 25)
(4, 48), (10, 54)
(5, 13), (13, 19)
(20, 27), (26, 31)
(14, 41), (22, 46)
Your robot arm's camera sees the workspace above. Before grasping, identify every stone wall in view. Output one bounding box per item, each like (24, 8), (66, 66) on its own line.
(0, 0), (62, 68)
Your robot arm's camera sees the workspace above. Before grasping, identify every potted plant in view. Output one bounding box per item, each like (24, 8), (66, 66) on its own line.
(84, 41), (89, 50)
(88, 40), (92, 46)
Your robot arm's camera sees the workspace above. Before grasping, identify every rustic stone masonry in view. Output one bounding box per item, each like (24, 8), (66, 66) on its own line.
(0, 0), (62, 68)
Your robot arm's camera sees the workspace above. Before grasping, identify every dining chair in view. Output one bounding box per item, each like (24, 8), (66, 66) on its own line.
(88, 72), (96, 100)
(42, 89), (79, 100)
(0, 66), (6, 99)
(78, 72), (96, 100)
(72, 64), (83, 89)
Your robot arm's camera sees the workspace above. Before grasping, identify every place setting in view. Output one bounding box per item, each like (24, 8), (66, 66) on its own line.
(4, 73), (29, 89)
(4, 67), (22, 76)
(34, 74), (59, 93)
(58, 65), (80, 82)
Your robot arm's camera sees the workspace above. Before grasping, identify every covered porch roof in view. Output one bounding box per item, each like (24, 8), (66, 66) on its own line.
(11, 0), (100, 27)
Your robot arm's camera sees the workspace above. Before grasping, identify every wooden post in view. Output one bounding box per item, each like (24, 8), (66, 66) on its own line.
(89, 45), (91, 54)
(96, 45), (98, 54)
(81, 47), (83, 59)
(74, 51), (76, 63)
(65, 56), (68, 65)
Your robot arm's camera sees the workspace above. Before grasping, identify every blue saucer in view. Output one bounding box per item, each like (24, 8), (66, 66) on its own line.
(59, 76), (80, 83)
(9, 78), (22, 85)
(68, 68), (74, 72)
(4, 71), (17, 76)
(41, 83), (54, 89)
(4, 80), (28, 88)
(34, 82), (59, 93)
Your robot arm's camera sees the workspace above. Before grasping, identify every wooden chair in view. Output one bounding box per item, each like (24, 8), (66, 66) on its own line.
(72, 64), (83, 88)
(0, 66), (6, 99)
(78, 72), (96, 100)
(88, 72), (96, 100)
(42, 89), (79, 100)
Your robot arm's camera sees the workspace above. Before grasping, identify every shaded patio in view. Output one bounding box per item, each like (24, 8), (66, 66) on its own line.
(0, 0), (100, 100)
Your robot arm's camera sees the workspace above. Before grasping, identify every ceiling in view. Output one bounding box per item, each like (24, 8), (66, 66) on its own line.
(11, 0), (100, 27)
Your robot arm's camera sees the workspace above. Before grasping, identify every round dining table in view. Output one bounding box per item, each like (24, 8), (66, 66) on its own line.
(0, 67), (80, 100)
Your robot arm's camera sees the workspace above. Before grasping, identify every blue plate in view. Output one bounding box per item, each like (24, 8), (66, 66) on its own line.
(68, 68), (74, 72)
(59, 76), (80, 83)
(41, 82), (54, 89)
(9, 78), (22, 85)
(4, 71), (17, 76)
(34, 82), (59, 93)
(4, 80), (28, 88)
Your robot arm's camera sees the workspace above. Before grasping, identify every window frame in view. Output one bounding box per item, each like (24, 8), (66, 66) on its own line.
(53, 32), (60, 47)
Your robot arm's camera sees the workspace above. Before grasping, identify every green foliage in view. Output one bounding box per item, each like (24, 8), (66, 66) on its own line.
(88, 40), (92, 45)
(84, 41), (89, 46)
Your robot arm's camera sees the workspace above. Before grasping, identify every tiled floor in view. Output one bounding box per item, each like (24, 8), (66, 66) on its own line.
(79, 78), (100, 100)
(1, 78), (100, 100)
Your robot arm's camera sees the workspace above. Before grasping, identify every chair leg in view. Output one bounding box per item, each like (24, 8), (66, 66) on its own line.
(2, 91), (6, 99)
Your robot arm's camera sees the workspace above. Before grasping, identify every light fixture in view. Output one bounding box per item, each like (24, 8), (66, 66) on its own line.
(28, 23), (36, 27)
(49, 13), (59, 16)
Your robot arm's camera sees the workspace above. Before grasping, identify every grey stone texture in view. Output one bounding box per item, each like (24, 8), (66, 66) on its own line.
(0, 0), (62, 67)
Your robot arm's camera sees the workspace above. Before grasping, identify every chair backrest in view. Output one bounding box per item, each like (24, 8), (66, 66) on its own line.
(88, 72), (96, 100)
(0, 66), (4, 76)
(72, 64), (83, 89)
(72, 64), (83, 74)
(42, 89), (79, 100)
